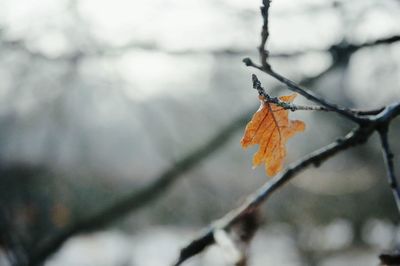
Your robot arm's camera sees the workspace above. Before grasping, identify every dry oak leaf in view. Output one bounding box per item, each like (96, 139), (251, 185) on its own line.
(241, 94), (305, 176)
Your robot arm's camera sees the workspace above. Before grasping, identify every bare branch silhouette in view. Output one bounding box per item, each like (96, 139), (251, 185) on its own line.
(173, 84), (400, 266)
(26, 112), (251, 266)
(173, 0), (400, 265)
(4, 0), (397, 265)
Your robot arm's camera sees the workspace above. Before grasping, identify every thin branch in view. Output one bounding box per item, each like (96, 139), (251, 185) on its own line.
(24, 50), (357, 266)
(26, 112), (251, 266)
(1, 0), (399, 264)
(244, 0), (376, 125)
(352, 108), (385, 116)
(378, 124), (400, 213)
(373, 102), (400, 123)
(252, 74), (330, 112)
(355, 35), (400, 50)
(243, 58), (367, 124)
(251, 74), (384, 115)
(173, 0), (400, 264)
(271, 35), (400, 61)
(174, 101), (400, 265)
(243, 22), (399, 123)
(259, 0), (271, 68)
(1, 33), (399, 62)
(173, 126), (375, 266)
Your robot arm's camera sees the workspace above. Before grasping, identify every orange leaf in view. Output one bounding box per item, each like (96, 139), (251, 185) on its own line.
(241, 94), (305, 176)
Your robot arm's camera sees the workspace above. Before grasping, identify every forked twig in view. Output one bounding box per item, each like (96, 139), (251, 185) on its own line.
(252, 74), (328, 112)
(173, 99), (400, 266)
(251, 74), (385, 115)
(173, 126), (374, 266)
(173, 0), (400, 265)
(243, 58), (367, 124)
(245, 0), (367, 124)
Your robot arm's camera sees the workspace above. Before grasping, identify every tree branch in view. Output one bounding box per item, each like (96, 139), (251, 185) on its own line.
(173, 125), (375, 266)
(378, 124), (400, 213)
(259, 0), (271, 68)
(26, 112), (251, 266)
(24, 40), (366, 265)
(242, 1), (399, 125)
(251, 74), (384, 115)
(251, 74), (327, 112)
(243, 58), (367, 124)
(173, 100), (400, 266)
(173, 0), (400, 264)
(2, 31), (398, 62)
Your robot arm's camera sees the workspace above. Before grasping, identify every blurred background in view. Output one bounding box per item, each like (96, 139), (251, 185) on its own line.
(0, 0), (400, 265)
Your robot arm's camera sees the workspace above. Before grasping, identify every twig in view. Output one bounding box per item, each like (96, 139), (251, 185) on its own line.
(259, 0), (271, 68)
(24, 49), (359, 266)
(378, 124), (400, 213)
(251, 74), (384, 115)
(252, 74), (330, 112)
(353, 35), (400, 51)
(244, 7), (399, 123)
(174, 3), (400, 261)
(245, 0), (370, 124)
(1, 31), (399, 61)
(243, 58), (367, 124)
(173, 0), (400, 264)
(173, 126), (374, 266)
(26, 112), (251, 266)
(173, 101), (400, 266)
